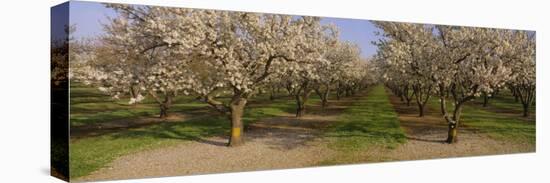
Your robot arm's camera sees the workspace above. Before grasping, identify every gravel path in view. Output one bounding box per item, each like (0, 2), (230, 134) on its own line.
(76, 104), (347, 182)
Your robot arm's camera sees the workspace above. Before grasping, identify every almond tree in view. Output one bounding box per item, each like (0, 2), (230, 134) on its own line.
(282, 19), (339, 117)
(435, 26), (514, 143)
(373, 22), (437, 117)
(123, 7), (336, 146)
(314, 41), (362, 108)
(503, 30), (536, 117)
(73, 4), (203, 118)
(375, 23), (516, 143)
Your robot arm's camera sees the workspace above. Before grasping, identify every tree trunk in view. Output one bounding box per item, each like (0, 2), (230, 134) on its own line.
(129, 85), (140, 106)
(446, 103), (463, 144)
(418, 102), (425, 117)
(335, 83), (342, 100)
(405, 97), (412, 106)
(295, 94), (306, 117)
(413, 86), (430, 117)
(522, 103), (529, 117)
(159, 94), (172, 118)
(228, 96), (247, 147)
(316, 86), (330, 109)
(404, 87), (412, 106)
(269, 88), (275, 101)
(483, 93), (489, 107)
(438, 85), (447, 116)
(295, 87), (311, 118)
(446, 123), (458, 143)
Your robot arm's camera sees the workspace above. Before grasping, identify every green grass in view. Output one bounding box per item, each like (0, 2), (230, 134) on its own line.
(69, 85), (296, 178)
(428, 94), (536, 145)
(319, 85), (406, 165)
(473, 91), (536, 115)
(70, 83), (207, 126)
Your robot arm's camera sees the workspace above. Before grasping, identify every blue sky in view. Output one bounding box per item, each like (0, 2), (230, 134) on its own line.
(68, 1), (381, 58)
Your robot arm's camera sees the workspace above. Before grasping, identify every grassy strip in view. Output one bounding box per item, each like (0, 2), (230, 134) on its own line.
(319, 85), (406, 165)
(473, 91), (535, 115)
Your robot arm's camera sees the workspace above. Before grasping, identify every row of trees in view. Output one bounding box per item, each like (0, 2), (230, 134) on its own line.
(373, 22), (535, 143)
(70, 4), (373, 146)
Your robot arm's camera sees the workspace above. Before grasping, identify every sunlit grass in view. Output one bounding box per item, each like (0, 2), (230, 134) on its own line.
(427, 93), (535, 145)
(319, 85), (406, 165)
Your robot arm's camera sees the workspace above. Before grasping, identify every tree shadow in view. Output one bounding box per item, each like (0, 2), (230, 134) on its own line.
(245, 116), (335, 150)
(103, 115), (229, 145)
(406, 136), (446, 144)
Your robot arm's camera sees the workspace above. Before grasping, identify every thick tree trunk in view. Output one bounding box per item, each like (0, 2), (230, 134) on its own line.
(228, 96), (247, 147)
(445, 103), (463, 144)
(446, 123), (458, 143)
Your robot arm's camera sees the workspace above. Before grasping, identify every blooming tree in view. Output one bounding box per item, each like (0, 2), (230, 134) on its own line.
(375, 22), (518, 143)
(502, 30), (536, 117)
(281, 19), (339, 117)
(373, 22), (438, 117)
(314, 41), (362, 108)
(73, 5), (201, 118)
(434, 26), (515, 143)
(99, 4), (342, 146)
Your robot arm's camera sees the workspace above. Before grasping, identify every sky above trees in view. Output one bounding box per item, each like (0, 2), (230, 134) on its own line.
(68, 1), (382, 59)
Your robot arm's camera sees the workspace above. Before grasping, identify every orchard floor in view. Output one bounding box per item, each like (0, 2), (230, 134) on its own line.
(75, 96), (355, 182)
(380, 93), (534, 161)
(74, 86), (535, 182)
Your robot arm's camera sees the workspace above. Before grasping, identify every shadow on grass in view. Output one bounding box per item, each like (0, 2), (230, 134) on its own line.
(107, 115), (230, 146)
